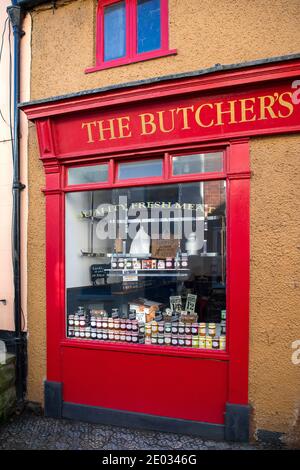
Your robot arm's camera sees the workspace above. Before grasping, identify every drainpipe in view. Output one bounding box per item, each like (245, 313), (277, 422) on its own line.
(7, 1), (26, 403)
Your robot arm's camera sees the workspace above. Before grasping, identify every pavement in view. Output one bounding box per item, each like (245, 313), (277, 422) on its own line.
(0, 407), (268, 450)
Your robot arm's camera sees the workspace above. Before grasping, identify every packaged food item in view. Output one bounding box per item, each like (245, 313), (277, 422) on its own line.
(68, 315), (74, 326)
(133, 259), (141, 270)
(151, 321), (158, 334)
(208, 323), (216, 336)
(191, 323), (198, 335)
(192, 336), (199, 348)
(212, 337), (219, 349)
(178, 335), (185, 347)
(178, 322), (185, 334)
(164, 334), (171, 345)
(199, 322), (206, 336)
(205, 335), (212, 349)
(199, 336), (206, 348)
(171, 334), (178, 346)
(185, 335), (192, 347)
(151, 334), (158, 345)
(68, 327), (74, 337)
(219, 335), (226, 350)
(118, 258), (125, 269)
(157, 334), (164, 345)
(131, 333), (138, 343)
(165, 257), (173, 269)
(91, 329), (97, 339)
(164, 322), (172, 334)
(157, 259), (165, 269)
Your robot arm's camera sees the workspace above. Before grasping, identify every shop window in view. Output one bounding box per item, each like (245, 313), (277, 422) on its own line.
(172, 152), (223, 176)
(86, 0), (176, 73)
(68, 164), (109, 186)
(118, 159), (163, 180)
(65, 180), (227, 351)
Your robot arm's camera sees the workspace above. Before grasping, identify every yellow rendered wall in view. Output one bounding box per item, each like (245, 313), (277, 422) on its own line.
(249, 135), (300, 446)
(26, 0), (300, 442)
(29, 0), (300, 100)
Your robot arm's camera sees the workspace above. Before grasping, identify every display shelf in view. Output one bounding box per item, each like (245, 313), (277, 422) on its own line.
(106, 269), (189, 278)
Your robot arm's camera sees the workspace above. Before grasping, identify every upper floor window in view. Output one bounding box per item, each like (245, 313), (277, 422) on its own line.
(85, 0), (176, 73)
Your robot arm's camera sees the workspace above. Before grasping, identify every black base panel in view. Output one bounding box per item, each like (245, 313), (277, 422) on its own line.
(63, 402), (225, 441)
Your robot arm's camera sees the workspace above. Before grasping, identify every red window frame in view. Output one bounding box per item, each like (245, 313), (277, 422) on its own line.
(85, 0), (177, 74)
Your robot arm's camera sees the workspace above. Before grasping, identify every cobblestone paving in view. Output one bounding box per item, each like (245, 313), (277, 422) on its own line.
(0, 409), (266, 450)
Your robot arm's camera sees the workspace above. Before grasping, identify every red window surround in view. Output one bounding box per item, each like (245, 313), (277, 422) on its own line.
(85, 0), (177, 74)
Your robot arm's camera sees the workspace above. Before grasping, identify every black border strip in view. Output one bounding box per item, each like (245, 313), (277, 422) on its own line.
(62, 402), (225, 441)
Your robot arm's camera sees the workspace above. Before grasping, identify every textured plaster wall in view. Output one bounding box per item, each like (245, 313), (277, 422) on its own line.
(27, 127), (46, 403)
(249, 135), (300, 445)
(26, 0), (300, 440)
(29, 0), (300, 101)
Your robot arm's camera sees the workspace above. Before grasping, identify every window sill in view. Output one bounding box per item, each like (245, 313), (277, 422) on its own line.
(61, 338), (229, 360)
(85, 49), (177, 74)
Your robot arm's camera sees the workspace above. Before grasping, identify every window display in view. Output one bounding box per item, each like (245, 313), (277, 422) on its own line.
(66, 180), (226, 351)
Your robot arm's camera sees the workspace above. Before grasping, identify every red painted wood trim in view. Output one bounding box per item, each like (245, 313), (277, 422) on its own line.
(227, 139), (250, 404)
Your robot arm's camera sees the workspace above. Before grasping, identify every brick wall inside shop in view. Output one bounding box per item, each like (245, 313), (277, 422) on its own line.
(204, 181), (225, 213)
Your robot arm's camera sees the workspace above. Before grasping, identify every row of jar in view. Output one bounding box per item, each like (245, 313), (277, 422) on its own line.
(67, 327), (226, 350)
(68, 316), (226, 337)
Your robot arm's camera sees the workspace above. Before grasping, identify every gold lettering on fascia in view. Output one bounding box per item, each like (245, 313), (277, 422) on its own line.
(81, 92), (295, 144)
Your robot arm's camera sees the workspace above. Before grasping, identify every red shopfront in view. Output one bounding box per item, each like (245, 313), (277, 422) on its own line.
(22, 58), (300, 442)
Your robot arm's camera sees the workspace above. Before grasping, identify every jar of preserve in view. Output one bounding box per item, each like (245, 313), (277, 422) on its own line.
(191, 323), (198, 335)
(178, 322), (185, 334)
(164, 322), (172, 334)
(79, 327), (85, 338)
(157, 334), (164, 345)
(120, 332), (126, 342)
(108, 331), (114, 341)
(68, 327), (74, 337)
(85, 327), (91, 339)
(145, 324), (152, 337)
(97, 330), (103, 340)
(178, 335), (185, 347)
(102, 330), (108, 341)
(151, 334), (158, 345)
(151, 321), (158, 334)
(199, 323), (206, 336)
(139, 323), (145, 335)
(108, 319), (114, 330)
(219, 335), (226, 350)
(74, 315), (80, 327)
(205, 335), (212, 349)
(79, 317), (86, 327)
(90, 316), (96, 328)
(199, 336), (206, 348)
(158, 322), (164, 334)
(171, 334), (178, 346)
(120, 320), (126, 331)
(145, 336), (151, 345)
(185, 335), (192, 347)
(192, 336), (199, 348)
(131, 333), (138, 343)
(102, 319), (108, 329)
(171, 323), (178, 334)
(74, 327), (80, 338)
(114, 319), (120, 330)
(208, 323), (216, 336)
(165, 257), (173, 269)
(212, 336), (219, 350)
(131, 320), (138, 332)
(96, 319), (102, 329)
(111, 259), (117, 269)
(118, 258), (125, 269)
(68, 315), (74, 326)
(185, 324), (191, 335)
(126, 320), (132, 331)
(91, 329), (97, 339)
(164, 334), (171, 346)
(126, 332), (132, 343)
